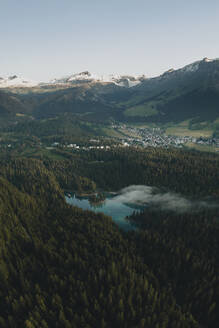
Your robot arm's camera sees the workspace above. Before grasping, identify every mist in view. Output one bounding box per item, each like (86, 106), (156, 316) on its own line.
(114, 185), (218, 213)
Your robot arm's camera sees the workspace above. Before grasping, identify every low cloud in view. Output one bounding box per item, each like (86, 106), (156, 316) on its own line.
(114, 185), (218, 213)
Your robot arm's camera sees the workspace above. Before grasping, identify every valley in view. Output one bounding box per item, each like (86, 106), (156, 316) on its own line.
(0, 58), (219, 328)
(1, 57), (219, 152)
(2, 1), (219, 327)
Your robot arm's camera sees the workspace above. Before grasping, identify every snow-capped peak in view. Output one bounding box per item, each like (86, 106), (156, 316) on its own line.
(182, 58), (215, 72)
(50, 71), (146, 88)
(50, 71), (98, 84)
(0, 75), (39, 88)
(203, 57), (214, 63)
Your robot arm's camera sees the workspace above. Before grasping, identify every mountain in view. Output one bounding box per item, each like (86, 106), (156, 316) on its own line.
(0, 71), (145, 91)
(36, 58), (219, 123)
(0, 58), (219, 126)
(0, 75), (38, 88)
(46, 70), (146, 88)
(122, 57), (219, 123)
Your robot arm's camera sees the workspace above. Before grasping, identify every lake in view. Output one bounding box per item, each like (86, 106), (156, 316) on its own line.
(65, 193), (145, 230)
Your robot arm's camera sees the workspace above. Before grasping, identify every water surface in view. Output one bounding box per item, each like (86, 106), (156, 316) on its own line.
(65, 193), (144, 230)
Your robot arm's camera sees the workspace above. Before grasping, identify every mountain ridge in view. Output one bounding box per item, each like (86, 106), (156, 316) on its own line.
(1, 57), (218, 90)
(0, 57), (219, 127)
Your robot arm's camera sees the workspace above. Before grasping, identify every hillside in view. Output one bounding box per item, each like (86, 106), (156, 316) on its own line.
(0, 149), (218, 327)
(0, 157), (203, 328)
(122, 58), (219, 124)
(0, 90), (28, 116)
(0, 58), (219, 137)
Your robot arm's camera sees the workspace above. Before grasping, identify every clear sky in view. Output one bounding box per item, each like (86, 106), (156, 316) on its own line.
(1, 0), (219, 81)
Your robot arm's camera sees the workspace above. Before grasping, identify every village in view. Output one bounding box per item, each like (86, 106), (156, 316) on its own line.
(50, 124), (219, 151)
(1, 124), (218, 154)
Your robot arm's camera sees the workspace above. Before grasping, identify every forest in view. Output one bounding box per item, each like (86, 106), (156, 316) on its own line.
(0, 145), (218, 328)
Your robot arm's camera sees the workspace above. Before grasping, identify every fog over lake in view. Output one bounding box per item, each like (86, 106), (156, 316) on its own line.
(66, 185), (218, 230)
(65, 191), (142, 230)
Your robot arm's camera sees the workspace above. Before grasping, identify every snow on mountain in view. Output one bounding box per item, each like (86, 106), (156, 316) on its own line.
(50, 71), (146, 88)
(50, 71), (95, 84)
(0, 75), (39, 88)
(2, 58), (219, 90)
(45, 57), (219, 88)
(160, 58), (219, 81)
(203, 57), (214, 63)
(161, 61), (201, 78)
(180, 61), (201, 73)
(0, 71), (145, 89)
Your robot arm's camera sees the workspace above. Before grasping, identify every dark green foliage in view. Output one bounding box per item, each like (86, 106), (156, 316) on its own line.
(0, 148), (218, 327)
(0, 158), (199, 328)
(127, 208), (219, 328)
(52, 147), (219, 197)
(7, 115), (102, 138)
(0, 58), (219, 327)
(0, 90), (28, 116)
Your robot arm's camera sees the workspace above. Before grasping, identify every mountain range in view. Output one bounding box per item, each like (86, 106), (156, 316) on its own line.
(0, 71), (145, 89)
(1, 57), (219, 127)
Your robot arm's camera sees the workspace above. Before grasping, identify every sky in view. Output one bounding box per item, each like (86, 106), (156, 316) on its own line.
(0, 0), (219, 81)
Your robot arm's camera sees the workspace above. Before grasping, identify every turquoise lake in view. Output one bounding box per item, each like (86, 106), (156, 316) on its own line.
(65, 193), (145, 230)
